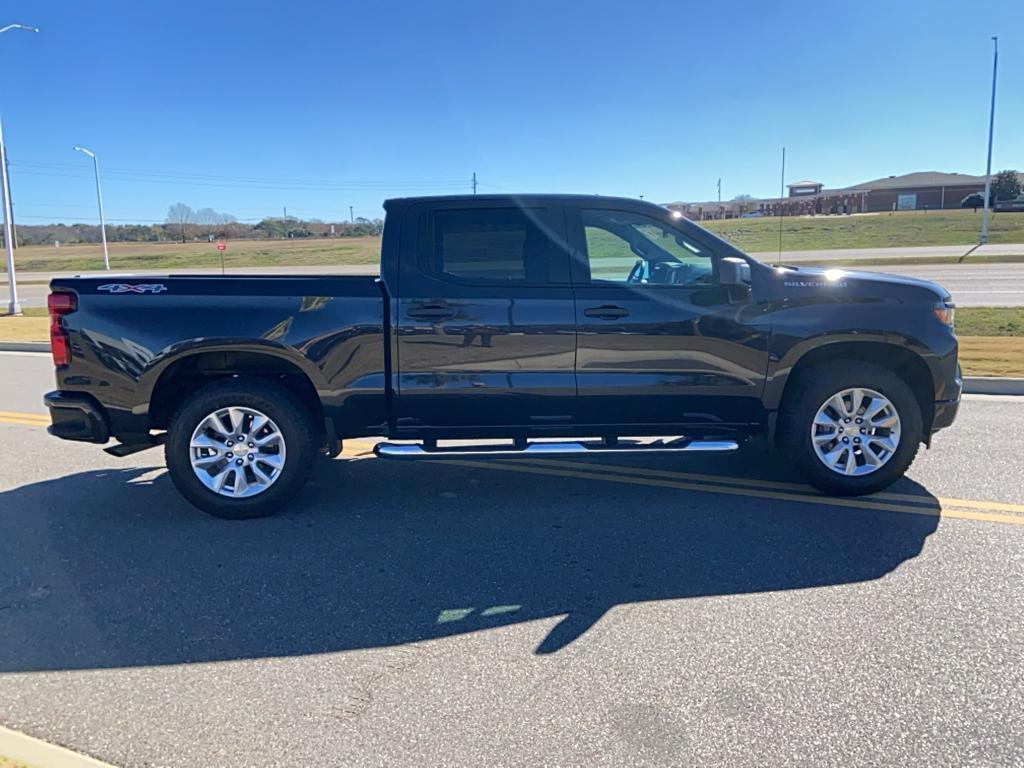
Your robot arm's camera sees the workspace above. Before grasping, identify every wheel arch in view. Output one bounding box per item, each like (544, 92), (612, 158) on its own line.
(143, 344), (326, 436)
(771, 340), (936, 434)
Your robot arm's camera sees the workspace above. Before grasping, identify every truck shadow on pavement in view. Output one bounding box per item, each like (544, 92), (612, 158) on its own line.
(0, 450), (940, 671)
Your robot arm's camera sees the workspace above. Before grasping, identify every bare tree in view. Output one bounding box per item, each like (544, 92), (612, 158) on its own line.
(195, 208), (217, 240)
(192, 207), (239, 240)
(194, 207), (218, 225)
(166, 203), (195, 244)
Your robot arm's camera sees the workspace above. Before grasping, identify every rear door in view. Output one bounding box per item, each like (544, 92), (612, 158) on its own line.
(567, 203), (769, 428)
(394, 200), (576, 431)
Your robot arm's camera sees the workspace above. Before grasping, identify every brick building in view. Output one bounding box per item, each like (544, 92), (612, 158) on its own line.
(667, 171), (1014, 220)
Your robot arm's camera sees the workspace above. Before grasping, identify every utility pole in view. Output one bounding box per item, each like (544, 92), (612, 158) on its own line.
(1, 114), (20, 314)
(472, 172), (477, 195)
(980, 36), (998, 245)
(73, 146), (109, 270)
(0, 22), (38, 316)
(282, 205), (287, 239)
(777, 147), (786, 266)
(717, 178), (721, 203)
(349, 205), (354, 223)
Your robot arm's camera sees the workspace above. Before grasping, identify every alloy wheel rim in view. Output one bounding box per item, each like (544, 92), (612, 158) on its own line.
(810, 387), (901, 477)
(189, 406), (287, 498)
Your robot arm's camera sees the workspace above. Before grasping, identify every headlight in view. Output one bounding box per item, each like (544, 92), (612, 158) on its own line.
(933, 302), (955, 327)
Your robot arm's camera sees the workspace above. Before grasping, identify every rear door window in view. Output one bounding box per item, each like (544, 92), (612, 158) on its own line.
(425, 207), (567, 284)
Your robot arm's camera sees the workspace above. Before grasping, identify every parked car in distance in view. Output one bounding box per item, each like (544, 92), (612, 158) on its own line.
(44, 195), (960, 518)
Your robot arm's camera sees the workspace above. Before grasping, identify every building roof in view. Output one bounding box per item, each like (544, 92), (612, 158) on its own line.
(665, 170), (1022, 208)
(848, 171), (985, 190)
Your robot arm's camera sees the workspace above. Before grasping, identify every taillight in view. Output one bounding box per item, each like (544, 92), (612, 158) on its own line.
(48, 292), (76, 367)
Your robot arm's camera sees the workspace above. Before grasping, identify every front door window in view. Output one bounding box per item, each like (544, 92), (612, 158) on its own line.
(581, 209), (713, 287)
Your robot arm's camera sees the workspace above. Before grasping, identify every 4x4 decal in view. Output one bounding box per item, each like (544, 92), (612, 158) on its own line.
(97, 283), (168, 294)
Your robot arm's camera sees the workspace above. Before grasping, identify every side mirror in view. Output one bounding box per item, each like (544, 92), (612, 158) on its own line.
(718, 257), (751, 287)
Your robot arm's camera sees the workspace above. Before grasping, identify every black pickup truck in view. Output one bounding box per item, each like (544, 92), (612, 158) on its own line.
(44, 195), (960, 518)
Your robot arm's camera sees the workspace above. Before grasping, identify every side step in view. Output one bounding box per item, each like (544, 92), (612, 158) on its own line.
(374, 438), (738, 460)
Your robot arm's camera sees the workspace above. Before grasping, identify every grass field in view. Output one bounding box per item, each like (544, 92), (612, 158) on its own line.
(703, 209), (1024, 253)
(3, 210), (1024, 277)
(954, 306), (1024, 336)
(0, 237), (381, 275)
(4, 307), (1023, 376)
(957, 337), (1024, 377)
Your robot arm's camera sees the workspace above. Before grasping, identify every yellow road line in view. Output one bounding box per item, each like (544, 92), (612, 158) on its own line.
(501, 457), (1024, 517)
(343, 437), (1024, 520)
(445, 459), (1024, 527)
(0, 415), (378, 459)
(0, 418), (49, 427)
(0, 410), (49, 427)
(4, 415), (1020, 523)
(0, 409), (48, 421)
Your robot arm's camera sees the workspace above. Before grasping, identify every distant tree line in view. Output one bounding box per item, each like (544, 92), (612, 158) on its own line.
(12, 202), (384, 246)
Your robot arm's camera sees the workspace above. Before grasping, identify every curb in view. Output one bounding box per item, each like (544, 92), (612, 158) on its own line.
(0, 724), (117, 768)
(1, 342), (1022, 395)
(964, 376), (1024, 396)
(0, 341), (49, 353)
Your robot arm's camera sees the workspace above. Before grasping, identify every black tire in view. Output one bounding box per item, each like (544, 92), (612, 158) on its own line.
(165, 377), (317, 519)
(777, 361), (923, 496)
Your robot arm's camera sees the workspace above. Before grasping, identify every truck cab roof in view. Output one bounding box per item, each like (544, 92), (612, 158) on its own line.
(383, 193), (660, 209)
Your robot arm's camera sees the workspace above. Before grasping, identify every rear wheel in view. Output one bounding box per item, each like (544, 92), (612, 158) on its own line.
(778, 362), (923, 496)
(165, 378), (317, 518)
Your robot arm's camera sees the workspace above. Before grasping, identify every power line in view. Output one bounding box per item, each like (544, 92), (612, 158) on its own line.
(8, 168), (472, 193)
(9, 160), (469, 189)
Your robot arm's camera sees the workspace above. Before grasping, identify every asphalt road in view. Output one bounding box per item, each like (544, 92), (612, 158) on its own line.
(5, 258), (1023, 308)
(750, 242), (1024, 262)
(855, 262), (1024, 306)
(1, 353), (1024, 767)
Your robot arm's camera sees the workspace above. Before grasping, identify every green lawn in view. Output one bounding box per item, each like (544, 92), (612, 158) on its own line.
(5, 211), (1024, 277)
(703, 209), (1024, 253)
(955, 306), (1024, 336)
(1, 237), (381, 275)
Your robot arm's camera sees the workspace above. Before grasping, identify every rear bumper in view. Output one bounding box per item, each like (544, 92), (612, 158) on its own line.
(44, 391), (110, 443)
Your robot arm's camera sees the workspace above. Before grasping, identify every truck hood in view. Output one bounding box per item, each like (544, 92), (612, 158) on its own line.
(772, 264), (950, 302)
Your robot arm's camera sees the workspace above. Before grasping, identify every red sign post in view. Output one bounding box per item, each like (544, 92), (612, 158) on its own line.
(215, 240), (228, 274)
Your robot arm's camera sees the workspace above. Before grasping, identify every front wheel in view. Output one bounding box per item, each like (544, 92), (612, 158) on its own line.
(165, 378), (317, 519)
(778, 362), (923, 496)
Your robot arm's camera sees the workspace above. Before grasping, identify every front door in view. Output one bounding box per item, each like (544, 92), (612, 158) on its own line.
(567, 204), (770, 429)
(394, 201), (576, 431)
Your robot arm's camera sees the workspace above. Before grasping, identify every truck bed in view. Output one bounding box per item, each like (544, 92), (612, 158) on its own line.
(49, 273), (389, 440)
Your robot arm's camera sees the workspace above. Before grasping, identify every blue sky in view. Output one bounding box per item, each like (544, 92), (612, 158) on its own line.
(1, 0), (1021, 224)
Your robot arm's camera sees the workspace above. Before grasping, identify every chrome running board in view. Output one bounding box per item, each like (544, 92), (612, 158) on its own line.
(374, 438), (739, 460)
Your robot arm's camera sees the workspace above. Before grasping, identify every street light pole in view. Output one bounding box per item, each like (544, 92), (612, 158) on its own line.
(980, 36), (998, 245)
(0, 22), (38, 315)
(1, 114), (20, 315)
(73, 146), (110, 270)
